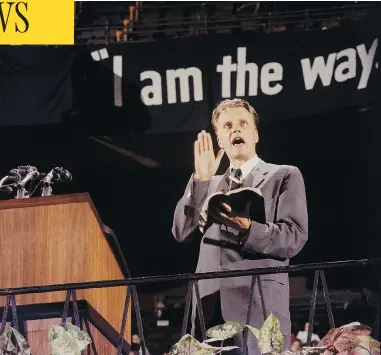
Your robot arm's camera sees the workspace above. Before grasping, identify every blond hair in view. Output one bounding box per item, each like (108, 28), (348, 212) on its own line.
(211, 98), (259, 132)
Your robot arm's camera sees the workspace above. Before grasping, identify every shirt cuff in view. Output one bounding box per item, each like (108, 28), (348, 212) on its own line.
(189, 174), (210, 204)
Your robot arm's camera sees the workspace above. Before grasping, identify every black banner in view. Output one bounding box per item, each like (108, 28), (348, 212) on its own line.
(79, 20), (378, 134)
(0, 20), (378, 133)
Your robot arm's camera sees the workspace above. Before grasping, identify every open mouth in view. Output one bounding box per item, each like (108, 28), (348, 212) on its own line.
(232, 137), (245, 146)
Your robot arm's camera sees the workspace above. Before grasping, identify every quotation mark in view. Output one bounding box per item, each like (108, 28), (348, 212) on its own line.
(91, 48), (109, 61)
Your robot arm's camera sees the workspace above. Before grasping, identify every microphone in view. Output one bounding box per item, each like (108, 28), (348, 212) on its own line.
(9, 168), (22, 176)
(41, 167), (72, 197)
(41, 169), (57, 197)
(14, 166), (40, 199)
(0, 175), (13, 193)
(16, 168), (40, 188)
(43, 169), (60, 186)
(0, 175), (18, 193)
(54, 167), (72, 182)
(8, 168), (23, 183)
(0, 174), (20, 186)
(17, 166), (33, 173)
(0, 168), (26, 195)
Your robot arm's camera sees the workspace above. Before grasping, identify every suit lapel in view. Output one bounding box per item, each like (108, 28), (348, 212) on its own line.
(214, 169), (230, 193)
(244, 159), (269, 188)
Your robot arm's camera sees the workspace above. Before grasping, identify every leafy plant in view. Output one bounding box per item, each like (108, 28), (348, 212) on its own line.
(205, 322), (243, 343)
(246, 313), (284, 354)
(318, 322), (380, 355)
(48, 322), (91, 355)
(244, 313), (325, 355)
(0, 327), (30, 355)
(167, 334), (212, 355)
(168, 315), (380, 355)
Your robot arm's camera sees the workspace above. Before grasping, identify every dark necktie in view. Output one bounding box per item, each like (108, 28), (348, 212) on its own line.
(229, 168), (242, 191)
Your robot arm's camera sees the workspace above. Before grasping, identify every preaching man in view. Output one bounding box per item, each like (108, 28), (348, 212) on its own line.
(172, 98), (308, 355)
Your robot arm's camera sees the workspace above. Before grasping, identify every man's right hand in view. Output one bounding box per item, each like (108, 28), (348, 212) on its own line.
(194, 130), (224, 181)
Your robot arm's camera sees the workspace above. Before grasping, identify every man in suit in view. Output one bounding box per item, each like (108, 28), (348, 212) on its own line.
(172, 98), (308, 355)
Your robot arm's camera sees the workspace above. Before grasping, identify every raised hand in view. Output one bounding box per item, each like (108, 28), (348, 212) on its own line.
(194, 130), (224, 181)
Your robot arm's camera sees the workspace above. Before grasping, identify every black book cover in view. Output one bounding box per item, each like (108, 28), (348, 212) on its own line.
(200, 187), (266, 232)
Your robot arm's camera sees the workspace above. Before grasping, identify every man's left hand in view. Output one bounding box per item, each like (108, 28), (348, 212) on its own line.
(209, 202), (251, 233)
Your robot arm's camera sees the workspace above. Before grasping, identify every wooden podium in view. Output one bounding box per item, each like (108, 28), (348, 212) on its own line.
(0, 193), (131, 354)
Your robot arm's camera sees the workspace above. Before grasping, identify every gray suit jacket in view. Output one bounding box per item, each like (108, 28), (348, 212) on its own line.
(172, 159), (308, 335)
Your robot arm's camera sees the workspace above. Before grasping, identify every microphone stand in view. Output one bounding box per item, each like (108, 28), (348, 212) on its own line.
(41, 169), (57, 197)
(15, 186), (29, 199)
(41, 184), (52, 197)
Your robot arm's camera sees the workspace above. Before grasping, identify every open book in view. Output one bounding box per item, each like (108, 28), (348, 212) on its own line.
(200, 187), (266, 232)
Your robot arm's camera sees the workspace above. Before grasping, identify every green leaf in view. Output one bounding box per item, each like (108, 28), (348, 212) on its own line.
(206, 322), (243, 341)
(246, 325), (261, 340)
(48, 323), (91, 355)
(177, 335), (199, 346)
(264, 314), (284, 353)
(168, 334), (214, 355)
(246, 313), (284, 354)
(0, 327), (30, 355)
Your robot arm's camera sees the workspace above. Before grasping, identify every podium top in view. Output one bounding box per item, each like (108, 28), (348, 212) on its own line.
(0, 192), (131, 278)
(0, 192), (93, 211)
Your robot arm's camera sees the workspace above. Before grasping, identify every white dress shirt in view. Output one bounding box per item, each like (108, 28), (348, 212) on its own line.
(230, 154), (259, 181)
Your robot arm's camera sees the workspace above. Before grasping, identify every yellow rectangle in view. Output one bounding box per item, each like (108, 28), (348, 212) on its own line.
(0, 0), (74, 45)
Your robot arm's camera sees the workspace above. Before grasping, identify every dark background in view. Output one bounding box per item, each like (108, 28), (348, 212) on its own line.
(0, 102), (379, 292)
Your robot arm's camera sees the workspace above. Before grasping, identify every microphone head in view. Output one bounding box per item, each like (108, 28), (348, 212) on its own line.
(16, 169), (40, 188)
(7, 170), (22, 184)
(54, 167), (72, 182)
(27, 170), (39, 179)
(17, 165), (37, 173)
(7, 175), (20, 182)
(65, 171), (73, 181)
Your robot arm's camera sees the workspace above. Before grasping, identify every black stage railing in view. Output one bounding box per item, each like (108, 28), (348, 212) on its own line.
(0, 258), (380, 355)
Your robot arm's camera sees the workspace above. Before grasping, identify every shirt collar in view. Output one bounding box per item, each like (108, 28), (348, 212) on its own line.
(230, 154), (259, 180)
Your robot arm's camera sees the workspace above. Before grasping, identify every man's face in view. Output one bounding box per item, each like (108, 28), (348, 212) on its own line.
(216, 107), (258, 162)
